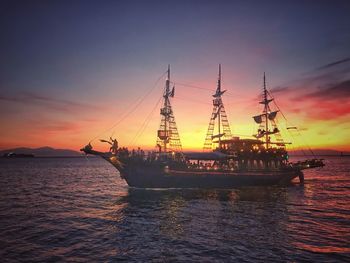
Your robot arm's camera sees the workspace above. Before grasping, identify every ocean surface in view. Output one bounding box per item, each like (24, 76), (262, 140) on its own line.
(0, 156), (349, 262)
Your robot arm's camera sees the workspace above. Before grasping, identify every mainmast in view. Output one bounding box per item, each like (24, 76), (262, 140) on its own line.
(203, 64), (232, 150)
(156, 65), (182, 153)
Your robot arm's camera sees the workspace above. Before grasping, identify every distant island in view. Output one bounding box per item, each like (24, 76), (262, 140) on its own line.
(0, 146), (82, 157)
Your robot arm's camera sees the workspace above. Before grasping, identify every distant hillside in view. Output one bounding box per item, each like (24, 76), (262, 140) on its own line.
(289, 149), (350, 156)
(0, 146), (82, 157)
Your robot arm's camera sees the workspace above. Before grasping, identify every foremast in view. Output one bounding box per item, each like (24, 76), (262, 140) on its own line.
(156, 65), (182, 153)
(203, 64), (232, 150)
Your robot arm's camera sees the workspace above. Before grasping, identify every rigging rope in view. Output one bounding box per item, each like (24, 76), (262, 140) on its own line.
(174, 82), (213, 92)
(174, 81), (239, 98)
(129, 95), (163, 147)
(88, 71), (167, 144)
(267, 89), (316, 158)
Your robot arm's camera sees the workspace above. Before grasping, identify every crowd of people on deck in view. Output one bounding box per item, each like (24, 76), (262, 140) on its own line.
(94, 137), (289, 170)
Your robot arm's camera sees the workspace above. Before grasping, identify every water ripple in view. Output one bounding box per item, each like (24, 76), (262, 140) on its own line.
(0, 157), (349, 262)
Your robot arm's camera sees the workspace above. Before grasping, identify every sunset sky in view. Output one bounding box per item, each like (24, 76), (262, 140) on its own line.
(1, 0), (350, 152)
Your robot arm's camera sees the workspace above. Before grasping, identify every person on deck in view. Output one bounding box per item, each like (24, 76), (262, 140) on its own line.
(110, 137), (118, 154)
(100, 137), (118, 154)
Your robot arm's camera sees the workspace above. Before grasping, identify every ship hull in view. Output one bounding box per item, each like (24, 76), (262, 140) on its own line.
(120, 166), (302, 189)
(81, 149), (303, 189)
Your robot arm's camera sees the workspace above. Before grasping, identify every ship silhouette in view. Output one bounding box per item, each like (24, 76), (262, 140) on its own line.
(81, 65), (324, 188)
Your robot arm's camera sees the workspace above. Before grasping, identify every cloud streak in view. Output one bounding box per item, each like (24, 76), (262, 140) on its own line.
(316, 57), (350, 70)
(270, 86), (291, 94)
(268, 57), (350, 122)
(302, 80), (350, 100)
(0, 92), (104, 113)
(298, 80), (350, 120)
(29, 119), (83, 134)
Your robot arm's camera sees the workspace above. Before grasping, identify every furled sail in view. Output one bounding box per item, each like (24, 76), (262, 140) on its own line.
(254, 127), (279, 138)
(212, 88), (226, 98)
(253, 115), (263, 124)
(170, 86), (175, 97)
(266, 127), (280, 135)
(254, 133), (264, 138)
(268, 111), (278, 120)
(259, 98), (273, 104)
(253, 111), (278, 123)
(212, 133), (225, 139)
(254, 129), (265, 138)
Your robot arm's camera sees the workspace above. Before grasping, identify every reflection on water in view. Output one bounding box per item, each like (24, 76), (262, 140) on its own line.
(0, 157), (349, 261)
(116, 187), (292, 261)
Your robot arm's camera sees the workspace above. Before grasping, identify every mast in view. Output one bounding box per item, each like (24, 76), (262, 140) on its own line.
(263, 72), (269, 149)
(217, 64), (221, 146)
(164, 65), (170, 153)
(253, 73), (284, 149)
(203, 64), (232, 150)
(156, 65), (182, 153)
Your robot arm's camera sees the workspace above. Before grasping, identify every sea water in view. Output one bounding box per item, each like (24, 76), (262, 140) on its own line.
(0, 157), (349, 262)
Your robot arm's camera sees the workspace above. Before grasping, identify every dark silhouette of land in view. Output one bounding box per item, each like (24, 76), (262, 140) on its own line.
(289, 149), (350, 156)
(0, 146), (81, 157)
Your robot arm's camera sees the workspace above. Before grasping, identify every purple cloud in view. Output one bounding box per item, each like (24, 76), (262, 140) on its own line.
(0, 91), (104, 113)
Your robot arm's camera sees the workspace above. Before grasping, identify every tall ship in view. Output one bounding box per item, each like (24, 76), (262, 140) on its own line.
(81, 65), (324, 188)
